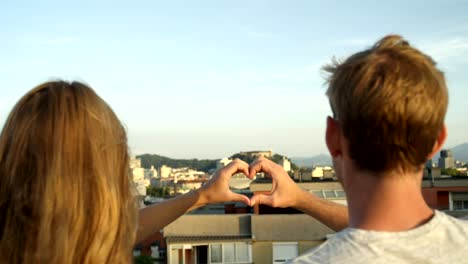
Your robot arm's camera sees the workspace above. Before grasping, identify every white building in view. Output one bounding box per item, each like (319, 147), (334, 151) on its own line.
(130, 157), (142, 169)
(240, 150), (273, 158)
(159, 165), (172, 178)
(456, 160), (466, 168)
(312, 166), (333, 178)
(171, 167), (206, 181)
(279, 157), (291, 172)
(152, 165), (208, 193)
(216, 158), (232, 170)
(134, 182), (147, 196)
(132, 167), (145, 182)
(145, 165), (158, 179)
(130, 157), (147, 196)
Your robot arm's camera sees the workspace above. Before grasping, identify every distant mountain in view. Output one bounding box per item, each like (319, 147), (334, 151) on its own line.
(429, 142), (468, 163)
(449, 143), (468, 162)
(291, 143), (468, 168)
(291, 154), (332, 168)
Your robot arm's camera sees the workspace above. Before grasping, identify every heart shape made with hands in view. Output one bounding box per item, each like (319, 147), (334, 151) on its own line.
(219, 157), (297, 208)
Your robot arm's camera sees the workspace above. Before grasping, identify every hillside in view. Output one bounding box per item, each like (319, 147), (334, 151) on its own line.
(449, 143), (468, 162)
(229, 153), (299, 170)
(138, 152), (299, 172)
(291, 154), (332, 168)
(137, 154), (217, 172)
(291, 142), (468, 168)
(430, 142), (468, 163)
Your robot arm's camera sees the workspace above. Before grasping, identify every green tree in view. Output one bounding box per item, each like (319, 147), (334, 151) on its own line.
(229, 153), (300, 170)
(158, 186), (169, 196)
(138, 153), (217, 172)
(147, 186), (166, 197)
(229, 153), (255, 164)
(134, 255), (153, 264)
(138, 152), (300, 173)
(441, 168), (465, 176)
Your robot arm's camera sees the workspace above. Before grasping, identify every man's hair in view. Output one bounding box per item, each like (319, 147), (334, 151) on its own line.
(0, 81), (137, 263)
(324, 35), (448, 173)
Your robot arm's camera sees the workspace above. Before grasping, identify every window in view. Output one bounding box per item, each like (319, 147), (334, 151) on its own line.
(312, 190), (324, 198)
(311, 190), (346, 198)
(210, 242), (251, 263)
(224, 243), (235, 262)
(451, 192), (468, 210)
(236, 243), (249, 262)
(211, 244), (222, 263)
(150, 245), (159, 258)
(335, 190), (346, 197)
(273, 242), (298, 263)
(453, 200), (468, 210)
(324, 190), (335, 198)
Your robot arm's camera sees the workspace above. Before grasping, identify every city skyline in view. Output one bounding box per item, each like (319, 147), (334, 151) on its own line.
(1, 1), (468, 159)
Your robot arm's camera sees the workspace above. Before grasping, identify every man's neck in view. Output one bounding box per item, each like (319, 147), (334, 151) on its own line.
(345, 170), (434, 232)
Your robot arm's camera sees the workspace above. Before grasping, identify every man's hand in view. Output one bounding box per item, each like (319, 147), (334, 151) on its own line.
(197, 159), (251, 206)
(249, 156), (306, 208)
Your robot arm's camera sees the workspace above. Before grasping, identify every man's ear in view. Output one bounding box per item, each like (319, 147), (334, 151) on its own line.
(427, 124), (448, 159)
(326, 116), (342, 158)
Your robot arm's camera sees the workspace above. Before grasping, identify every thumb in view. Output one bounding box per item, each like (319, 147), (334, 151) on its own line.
(249, 193), (274, 207)
(229, 192), (251, 206)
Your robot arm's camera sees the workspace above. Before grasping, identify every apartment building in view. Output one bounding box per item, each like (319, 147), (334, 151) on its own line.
(163, 214), (333, 264)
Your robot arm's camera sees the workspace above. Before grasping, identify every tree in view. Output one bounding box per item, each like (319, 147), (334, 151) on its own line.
(134, 255), (153, 264)
(229, 153), (255, 164)
(162, 186), (170, 196)
(441, 168), (466, 177)
(147, 186), (170, 197)
(138, 153), (217, 172)
(229, 153), (300, 170)
(138, 152), (300, 173)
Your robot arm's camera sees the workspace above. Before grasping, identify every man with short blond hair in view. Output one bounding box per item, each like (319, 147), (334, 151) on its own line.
(249, 35), (468, 263)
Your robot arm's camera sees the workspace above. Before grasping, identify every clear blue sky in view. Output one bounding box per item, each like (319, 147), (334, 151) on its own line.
(1, 0), (467, 159)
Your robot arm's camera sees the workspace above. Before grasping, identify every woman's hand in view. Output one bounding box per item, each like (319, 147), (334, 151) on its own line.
(196, 159), (251, 207)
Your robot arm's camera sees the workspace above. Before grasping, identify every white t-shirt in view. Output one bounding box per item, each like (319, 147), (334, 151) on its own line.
(291, 211), (468, 263)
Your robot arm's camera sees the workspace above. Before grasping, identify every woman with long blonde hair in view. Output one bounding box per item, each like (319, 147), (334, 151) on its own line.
(0, 81), (251, 263)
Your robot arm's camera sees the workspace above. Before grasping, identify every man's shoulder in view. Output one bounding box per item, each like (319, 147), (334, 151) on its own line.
(289, 230), (368, 263)
(435, 211), (468, 231)
(290, 211), (468, 264)
(436, 211), (468, 239)
(439, 210), (468, 224)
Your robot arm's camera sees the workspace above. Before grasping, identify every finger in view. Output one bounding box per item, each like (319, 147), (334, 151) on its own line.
(228, 192), (251, 206)
(248, 158), (263, 178)
(249, 193), (274, 207)
(249, 157), (275, 179)
(224, 159), (250, 177)
(235, 158), (250, 168)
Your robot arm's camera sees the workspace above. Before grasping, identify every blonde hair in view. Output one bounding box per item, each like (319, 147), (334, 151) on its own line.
(324, 35), (448, 173)
(0, 81), (137, 263)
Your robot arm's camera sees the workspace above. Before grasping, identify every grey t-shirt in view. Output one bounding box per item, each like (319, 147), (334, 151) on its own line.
(291, 211), (468, 263)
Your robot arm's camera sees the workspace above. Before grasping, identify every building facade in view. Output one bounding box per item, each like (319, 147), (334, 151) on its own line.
(439, 149), (455, 169)
(163, 214), (333, 264)
(280, 157), (291, 172)
(239, 150), (273, 158)
(216, 158), (232, 170)
(139, 173), (468, 264)
(421, 178), (468, 211)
